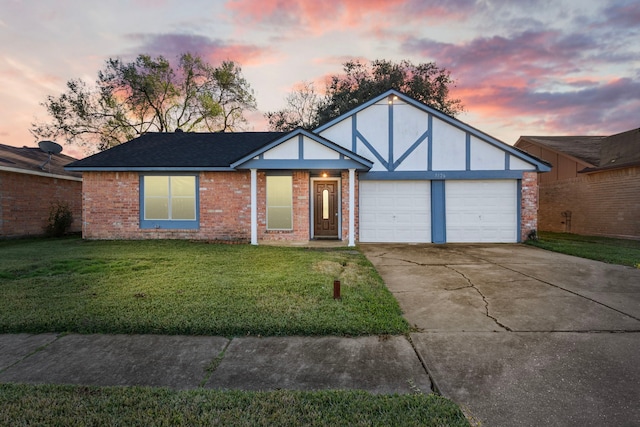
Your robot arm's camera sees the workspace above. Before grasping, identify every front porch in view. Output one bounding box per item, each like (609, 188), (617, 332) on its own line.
(258, 239), (351, 248)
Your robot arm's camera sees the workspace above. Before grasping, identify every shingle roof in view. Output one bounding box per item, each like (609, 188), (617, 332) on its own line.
(65, 132), (287, 170)
(519, 128), (640, 171)
(0, 143), (81, 178)
(598, 128), (640, 169)
(519, 136), (605, 166)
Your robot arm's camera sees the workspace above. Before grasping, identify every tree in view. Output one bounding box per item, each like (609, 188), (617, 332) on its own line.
(267, 59), (463, 131)
(265, 81), (321, 131)
(31, 53), (256, 151)
(318, 59), (463, 124)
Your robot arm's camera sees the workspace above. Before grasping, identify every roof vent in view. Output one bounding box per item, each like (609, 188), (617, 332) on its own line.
(175, 128), (183, 133)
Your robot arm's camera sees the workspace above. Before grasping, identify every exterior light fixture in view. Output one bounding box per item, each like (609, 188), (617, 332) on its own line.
(322, 172), (328, 178)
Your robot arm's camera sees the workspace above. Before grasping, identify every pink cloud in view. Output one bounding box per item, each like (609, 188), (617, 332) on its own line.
(225, 0), (475, 34)
(452, 78), (640, 138)
(600, 1), (640, 27)
(403, 30), (596, 85)
(125, 33), (279, 66)
(400, 28), (639, 137)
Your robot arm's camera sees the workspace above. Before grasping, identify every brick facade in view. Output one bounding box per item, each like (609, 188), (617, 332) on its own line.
(0, 170), (82, 238)
(83, 171), (255, 240)
(520, 171), (539, 241)
(81, 170), (540, 243)
(82, 170), (359, 242)
(538, 166), (640, 239)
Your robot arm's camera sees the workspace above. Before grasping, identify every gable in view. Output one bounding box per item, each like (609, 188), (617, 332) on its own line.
(316, 90), (550, 178)
(231, 129), (372, 171)
(261, 135), (342, 160)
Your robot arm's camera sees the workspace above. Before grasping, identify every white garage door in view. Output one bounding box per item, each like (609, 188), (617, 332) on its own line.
(359, 181), (431, 243)
(446, 180), (517, 243)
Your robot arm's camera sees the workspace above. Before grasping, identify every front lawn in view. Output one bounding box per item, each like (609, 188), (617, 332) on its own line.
(0, 238), (408, 336)
(527, 231), (640, 268)
(0, 384), (469, 426)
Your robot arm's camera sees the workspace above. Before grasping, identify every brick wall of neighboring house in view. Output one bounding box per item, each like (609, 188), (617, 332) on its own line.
(0, 170), (82, 238)
(538, 166), (640, 239)
(520, 171), (539, 241)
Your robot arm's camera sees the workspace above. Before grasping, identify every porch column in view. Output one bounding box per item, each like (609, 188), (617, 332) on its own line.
(348, 168), (355, 247)
(250, 168), (258, 245)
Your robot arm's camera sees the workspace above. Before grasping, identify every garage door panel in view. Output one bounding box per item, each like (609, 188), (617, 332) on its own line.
(446, 180), (517, 243)
(359, 181), (431, 243)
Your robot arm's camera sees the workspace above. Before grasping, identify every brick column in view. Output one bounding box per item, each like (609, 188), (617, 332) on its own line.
(521, 171), (539, 241)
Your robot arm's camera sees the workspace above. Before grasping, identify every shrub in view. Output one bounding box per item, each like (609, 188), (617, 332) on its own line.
(45, 202), (73, 237)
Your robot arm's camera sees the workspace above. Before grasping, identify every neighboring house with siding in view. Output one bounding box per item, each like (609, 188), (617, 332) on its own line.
(66, 90), (550, 245)
(0, 143), (82, 238)
(515, 128), (640, 239)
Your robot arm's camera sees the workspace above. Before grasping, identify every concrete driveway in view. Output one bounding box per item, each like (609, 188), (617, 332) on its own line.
(361, 243), (640, 427)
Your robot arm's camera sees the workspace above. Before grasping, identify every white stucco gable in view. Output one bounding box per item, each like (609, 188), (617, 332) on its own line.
(231, 128), (373, 171)
(314, 89), (549, 178)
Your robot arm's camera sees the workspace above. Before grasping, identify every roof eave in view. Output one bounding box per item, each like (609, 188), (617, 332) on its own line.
(579, 160), (640, 174)
(2, 165), (83, 181)
(64, 166), (235, 172)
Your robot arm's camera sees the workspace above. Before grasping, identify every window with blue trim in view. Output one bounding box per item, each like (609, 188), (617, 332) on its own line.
(140, 175), (199, 229)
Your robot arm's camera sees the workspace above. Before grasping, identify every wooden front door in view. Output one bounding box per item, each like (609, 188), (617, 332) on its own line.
(313, 181), (339, 239)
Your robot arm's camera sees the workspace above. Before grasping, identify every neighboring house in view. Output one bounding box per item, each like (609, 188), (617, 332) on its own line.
(0, 143), (82, 238)
(515, 128), (640, 239)
(65, 90), (550, 245)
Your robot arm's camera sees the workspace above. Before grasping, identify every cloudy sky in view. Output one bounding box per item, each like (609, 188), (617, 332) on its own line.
(1, 0), (638, 158)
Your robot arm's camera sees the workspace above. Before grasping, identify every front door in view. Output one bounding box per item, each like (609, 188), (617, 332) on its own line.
(313, 180), (339, 239)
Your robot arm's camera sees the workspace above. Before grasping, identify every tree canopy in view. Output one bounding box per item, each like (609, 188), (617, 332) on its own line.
(265, 81), (320, 132)
(267, 59), (463, 131)
(31, 53), (256, 151)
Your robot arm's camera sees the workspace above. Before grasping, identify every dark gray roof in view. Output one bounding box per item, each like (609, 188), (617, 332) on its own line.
(519, 136), (605, 166)
(0, 143), (81, 178)
(66, 132), (287, 170)
(598, 128), (640, 169)
(519, 128), (640, 171)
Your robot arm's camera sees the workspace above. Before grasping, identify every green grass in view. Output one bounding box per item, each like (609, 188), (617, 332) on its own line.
(0, 384), (469, 427)
(0, 237), (408, 336)
(527, 232), (640, 268)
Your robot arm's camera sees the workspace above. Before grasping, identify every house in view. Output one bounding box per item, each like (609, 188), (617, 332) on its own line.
(65, 90), (550, 245)
(0, 143), (82, 238)
(515, 128), (640, 239)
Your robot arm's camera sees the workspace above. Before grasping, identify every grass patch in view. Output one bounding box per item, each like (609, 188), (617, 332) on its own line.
(527, 232), (640, 268)
(0, 384), (469, 427)
(0, 237), (408, 336)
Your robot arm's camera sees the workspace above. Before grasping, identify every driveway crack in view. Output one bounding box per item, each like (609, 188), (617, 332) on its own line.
(445, 265), (512, 332)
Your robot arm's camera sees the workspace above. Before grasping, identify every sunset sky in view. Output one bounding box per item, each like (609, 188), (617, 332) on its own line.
(1, 0), (638, 158)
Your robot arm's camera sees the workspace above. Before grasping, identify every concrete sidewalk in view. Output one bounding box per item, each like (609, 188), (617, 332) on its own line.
(0, 333), (432, 394)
